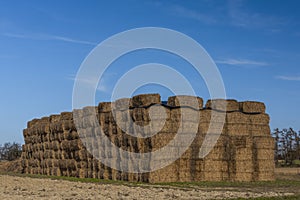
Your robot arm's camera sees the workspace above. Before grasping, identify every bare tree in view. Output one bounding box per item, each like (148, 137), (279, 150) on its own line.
(0, 142), (22, 161)
(273, 128), (300, 167)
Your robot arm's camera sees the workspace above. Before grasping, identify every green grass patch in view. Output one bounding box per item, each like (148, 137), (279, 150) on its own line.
(1, 171), (300, 190)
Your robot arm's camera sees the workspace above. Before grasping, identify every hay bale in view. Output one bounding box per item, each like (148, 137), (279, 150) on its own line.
(131, 93), (161, 107)
(206, 99), (239, 112)
(50, 121), (63, 132)
(204, 147), (226, 160)
(203, 171), (223, 181)
(198, 122), (226, 134)
(98, 102), (112, 113)
(61, 112), (73, 120)
(256, 149), (274, 160)
(200, 110), (226, 123)
(83, 106), (98, 115)
(27, 119), (40, 129)
(62, 120), (76, 131)
(170, 108), (200, 123)
(257, 159), (275, 172)
(114, 98), (132, 110)
(204, 160), (223, 172)
(235, 160), (254, 173)
(235, 148), (253, 161)
(226, 112), (250, 124)
(255, 171), (275, 181)
(132, 108), (148, 122)
(239, 101), (265, 113)
(226, 123), (249, 136)
(167, 95), (203, 109)
(49, 114), (60, 123)
(147, 105), (171, 121)
(249, 114), (270, 125)
(235, 172), (253, 181)
(61, 140), (70, 151)
(254, 136), (274, 149)
(249, 124), (271, 136)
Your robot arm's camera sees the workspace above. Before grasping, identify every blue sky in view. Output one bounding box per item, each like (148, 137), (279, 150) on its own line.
(0, 0), (300, 144)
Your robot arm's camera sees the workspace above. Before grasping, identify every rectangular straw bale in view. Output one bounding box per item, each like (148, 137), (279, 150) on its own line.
(226, 123), (249, 136)
(50, 121), (63, 132)
(226, 112), (250, 124)
(167, 95), (203, 109)
(198, 134), (227, 148)
(200, 110), (226, 123)
(173, 108), (200, 123)
(249, 124), (271, 136)
(254, 136), (274, 149)
(60, 140), (70, 151)
(147, 105), (171, 121)
(82, 106), (98, 116)
(235, 172), (253, 181)
(249, 114), (270, 125)
(78, 169), (87, 178)
(204, 160), (223, 172)
(118, 110), (131, 124)
(199, 122), (226, 134)
(239, 101), (265, 113)
(114, 98), (132, 110)
(235, 160), (254, 173)
(257, 160), (275, 172)
(132, 107), (148, 122)
(235, 148), (253, 161)
(206, 99), (239, 112)
(49, 114), (61, 123)
(177, 121), (199, 134)
(27, 118), (40, 129)
(179, 171), (192, 182)
(51, 167), (61, 176)
(203, 171), (223, 181)
(180, 147), (197, 159)
(256, 149), (274, 160)
(52, 159), (59, 168)
(51, 141), (60, 151)
(61, 112), (73, 120)
(78, 150), (88, 161)
(231, 136), (248, 148)
(58, 159), (68, 170)
(256, 171), (275, 181)
(131, 93), (161, 107)
(205, 147), (226, 160)
(62, 120), (76, 131)
(98, 102), (112, 113)
(151, 132), (175, 149)
(67, 159), (77, 170)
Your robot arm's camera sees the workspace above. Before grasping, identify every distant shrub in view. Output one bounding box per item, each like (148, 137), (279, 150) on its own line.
(0, 142), (22, 161)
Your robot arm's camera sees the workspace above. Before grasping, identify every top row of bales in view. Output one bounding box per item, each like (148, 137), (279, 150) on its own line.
(98, 93), (266, 113)
(27, 93), (266, 129)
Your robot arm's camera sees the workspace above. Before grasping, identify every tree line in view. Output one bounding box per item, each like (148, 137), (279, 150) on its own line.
(0, 142), (22, 161)
(272, 128), (300, 167)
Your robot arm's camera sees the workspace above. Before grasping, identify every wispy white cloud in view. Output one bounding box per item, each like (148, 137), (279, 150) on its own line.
(3, 32), (97, 46)
(67, 74), (108, 92)
(49, 35), (97, 45)
(216, 58), (269, 67)
(276, 76), (300, 81)
(228, 0), (286, 30)
(170, 5), (216, 24)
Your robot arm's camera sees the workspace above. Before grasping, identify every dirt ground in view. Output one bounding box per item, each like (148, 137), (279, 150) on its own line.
(0, 162), (299, 200)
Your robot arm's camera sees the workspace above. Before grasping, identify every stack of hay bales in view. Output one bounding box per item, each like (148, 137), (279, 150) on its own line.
(21, 94), (275, 183)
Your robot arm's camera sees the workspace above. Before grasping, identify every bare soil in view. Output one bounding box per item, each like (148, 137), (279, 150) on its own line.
(0, 162), (299, 200)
